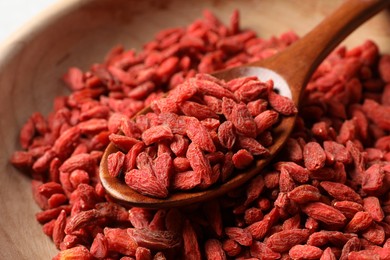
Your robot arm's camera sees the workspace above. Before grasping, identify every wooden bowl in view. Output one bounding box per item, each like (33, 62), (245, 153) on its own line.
(0, 0), (389, 258)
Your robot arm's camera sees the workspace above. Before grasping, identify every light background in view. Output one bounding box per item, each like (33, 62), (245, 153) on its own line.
(0, 0), (56, 42)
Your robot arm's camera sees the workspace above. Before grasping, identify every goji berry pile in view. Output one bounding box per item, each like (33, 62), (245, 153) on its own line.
(10, 10), (390, 260)
(107, 73), (296, 198)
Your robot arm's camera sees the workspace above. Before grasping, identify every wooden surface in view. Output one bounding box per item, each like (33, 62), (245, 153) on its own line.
(1, 0), (390, 258)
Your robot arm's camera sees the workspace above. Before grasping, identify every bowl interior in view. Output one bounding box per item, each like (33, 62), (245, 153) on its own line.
(0, 0), (389, 258)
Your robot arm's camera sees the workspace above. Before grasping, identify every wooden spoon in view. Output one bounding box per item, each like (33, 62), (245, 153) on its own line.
(100, 0), (388, 208)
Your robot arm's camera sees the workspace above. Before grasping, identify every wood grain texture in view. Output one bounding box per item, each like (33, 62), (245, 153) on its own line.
(0, 0), (389, 258)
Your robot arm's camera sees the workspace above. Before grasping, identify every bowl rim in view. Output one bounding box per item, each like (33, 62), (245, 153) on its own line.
(0, 0), (93, 67)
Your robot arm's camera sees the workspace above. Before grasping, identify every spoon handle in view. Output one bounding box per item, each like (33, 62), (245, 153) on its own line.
(258, 0), (389, 104)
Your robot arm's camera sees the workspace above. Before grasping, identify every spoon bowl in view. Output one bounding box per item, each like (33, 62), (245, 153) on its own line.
(100, 0), (389, 208)
(100, 75), (295, 208)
